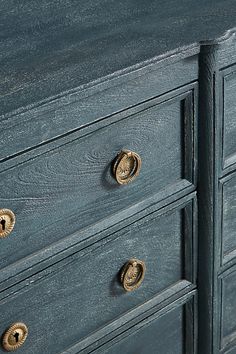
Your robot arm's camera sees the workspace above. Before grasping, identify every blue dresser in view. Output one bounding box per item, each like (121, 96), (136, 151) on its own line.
(0, 1), (236, 353)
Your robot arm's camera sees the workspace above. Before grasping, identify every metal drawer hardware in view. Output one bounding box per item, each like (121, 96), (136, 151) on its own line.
(120, 258), (146, 292)
(113, 150), (142, 185)
(0, 209), (15, 238)
(2, 323), (28, 351)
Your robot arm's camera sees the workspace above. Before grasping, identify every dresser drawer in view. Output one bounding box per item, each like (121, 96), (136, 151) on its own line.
(0, 87), (196, 269)
(0, 196), (196, 354)
(224, 346), (236, 354)
(219, 172), (236, 265)
(0, 59), (198, 161)
(93, 296), (196, 354)
(220, 267), (236, 350)
(220, 64), (236, 171)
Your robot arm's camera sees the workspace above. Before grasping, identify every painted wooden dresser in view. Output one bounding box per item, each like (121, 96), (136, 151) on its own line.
(0, 1), (236, 353)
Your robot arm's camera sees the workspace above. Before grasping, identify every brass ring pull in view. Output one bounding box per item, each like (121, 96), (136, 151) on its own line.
(113, 150), (141, 185)
(0, 209), (15, 239)
(120, 258), (146, 292)
(2, 323), (28, 351)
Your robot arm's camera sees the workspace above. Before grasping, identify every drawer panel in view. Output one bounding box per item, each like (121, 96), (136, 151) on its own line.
(220, 64), (236, 171)
(0, 60), (198, 161)
(220, 173), (236, 265)
(0, 88), (196, 269)
(224, 346), (236, 354)
(94, 296), (196, 354)
(220, 268), (236, 350)
(0, 197), (196, 354)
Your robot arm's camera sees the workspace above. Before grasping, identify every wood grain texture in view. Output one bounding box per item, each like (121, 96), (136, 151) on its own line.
(0, 58), (198, 162)
(0, 192), (196, 292)
(219, 267), (236, 351)
(0, 197), (196, 354)
(198, 43), (220, 354)
(220, 66), (236, 170)
(219, 173), (236, 265)
(0, 89), (196, 270)
(2, 2), (236, 353)
(64, 286), (196, 354)
(93, 300), (194, 354)
(0, 193), (197, 298)
(198, 29), (236, 354)
(0, 0), (236, 118)
(223, 346), (236, 354)
(216, 34), (236, 70)
(0, 82), (197, 174)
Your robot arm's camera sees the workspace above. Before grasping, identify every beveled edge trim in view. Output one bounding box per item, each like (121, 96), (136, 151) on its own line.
(218, 264), (236, 351)
(0, 191), (196, 299)
(200, 28), (236, 47)
(0, 82), (198, 173)
(0, 85), (197, 289)
(219, 63), (236, 177)
(0, 43), (199, 124)
(219, 171), (236, 269)
(1, 26), (235, 125)
(0, 48), (198, 163)
(62, 284), (197, 354)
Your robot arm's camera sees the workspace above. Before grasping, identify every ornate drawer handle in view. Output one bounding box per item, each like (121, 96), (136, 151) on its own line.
(120, 258), (146, 292)
(2, 323), (28, 351)
(113, 150), (141, 185)
(0, 209), (15, 238)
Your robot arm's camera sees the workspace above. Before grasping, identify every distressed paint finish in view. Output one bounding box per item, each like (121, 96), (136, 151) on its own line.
(198, 42), (219, 354)
(64, 287), (197, 354)
(0, 0), (236, 118)
(219, 173), (236, 265)
(198, 29), (236, 354)
(221, 271), (236, 349)
(0, 58), (198, 162)
(94, 298), (195, 354)
(0, 197), (196, 354)
(222, 67), (236, 169)
(224, 347), (236, 354)
(0, 87), (196, 270)
(1, 1), (236, 353)
(219, 266), (236, 351)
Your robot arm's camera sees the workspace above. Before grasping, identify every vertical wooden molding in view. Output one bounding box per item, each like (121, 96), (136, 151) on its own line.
(198, 43), (218, 354)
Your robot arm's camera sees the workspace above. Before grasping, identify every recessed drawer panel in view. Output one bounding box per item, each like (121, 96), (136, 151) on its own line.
(0, 196), (196, 354)
(220, 173), (236, 265)
(220, 65), (236, 171)
(0, 59), (198, 161)
(94, 296), (196, 354)
(220, 267), (236, 350)
(0, 87), (196, 269)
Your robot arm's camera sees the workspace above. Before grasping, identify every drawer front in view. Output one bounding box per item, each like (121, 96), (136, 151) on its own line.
(94, 296), (196, 354)
(220, 268), (236, 350)
(220, 64), (236, 171)
(0, 60), (198, 161)
(0, 197), (196, 354)
(220, 173), (236, 265)
(0, 87), (196, 269)
(224, 347), (236, 354)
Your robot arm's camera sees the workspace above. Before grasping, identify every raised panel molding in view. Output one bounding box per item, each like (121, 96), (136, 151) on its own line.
(219, 64), (236, 174)
(0, 85), (197, 274)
